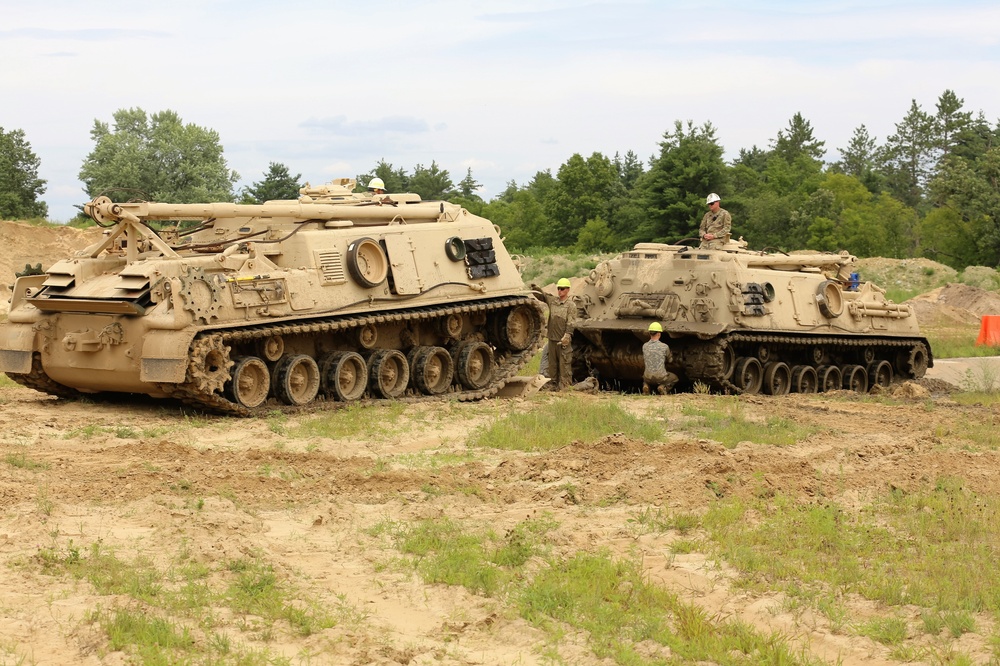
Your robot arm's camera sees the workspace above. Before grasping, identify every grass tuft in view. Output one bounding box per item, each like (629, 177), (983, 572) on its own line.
(469, 395), (663, 451)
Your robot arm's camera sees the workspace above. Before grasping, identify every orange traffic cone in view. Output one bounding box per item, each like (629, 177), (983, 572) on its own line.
(976, 315), (1000, 346)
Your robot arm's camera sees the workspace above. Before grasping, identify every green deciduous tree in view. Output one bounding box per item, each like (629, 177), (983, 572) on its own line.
(79, 108), (238, 203)
(482, 179), (551, 252)
(926, 144), (1000, 267)
(0, 126), (47, 220)
(240, 162), (301, 204)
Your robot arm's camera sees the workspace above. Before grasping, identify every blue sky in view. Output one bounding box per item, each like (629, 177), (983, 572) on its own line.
(3, 0), (999, 221)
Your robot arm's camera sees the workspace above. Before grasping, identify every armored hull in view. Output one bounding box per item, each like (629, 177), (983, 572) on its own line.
(571, 240), (931, 394)
(0, 180), (543, 414)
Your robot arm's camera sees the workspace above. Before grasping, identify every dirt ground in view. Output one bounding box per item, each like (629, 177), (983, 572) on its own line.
(3, 221), (1000, 665)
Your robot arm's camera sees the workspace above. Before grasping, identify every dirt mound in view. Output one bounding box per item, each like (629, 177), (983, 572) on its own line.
(0, 221), (102, 314)
(905, 283), (1000, 326)
(855, 256), (958, 294)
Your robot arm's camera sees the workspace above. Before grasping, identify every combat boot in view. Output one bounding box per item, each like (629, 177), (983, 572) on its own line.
(656, 385), (668, 395)
(641, 383), (650, 395)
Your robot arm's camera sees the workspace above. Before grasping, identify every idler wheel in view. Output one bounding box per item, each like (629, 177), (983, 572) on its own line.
(492, 305), (540, 352)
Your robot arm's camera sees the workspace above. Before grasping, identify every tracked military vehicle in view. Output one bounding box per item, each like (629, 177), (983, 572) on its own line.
(0, 180), (543, 414)
(571, 237), (931, 394)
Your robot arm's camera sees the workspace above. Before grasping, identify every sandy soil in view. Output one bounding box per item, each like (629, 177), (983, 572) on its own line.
(1, 381), (998, 666)
(3, 220), (1000, 665)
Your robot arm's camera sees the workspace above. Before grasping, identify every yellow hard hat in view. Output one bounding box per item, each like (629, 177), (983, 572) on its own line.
(368, 177), (386, 191)
(648, 322), (663, 332)
(556, 278), (571, 288)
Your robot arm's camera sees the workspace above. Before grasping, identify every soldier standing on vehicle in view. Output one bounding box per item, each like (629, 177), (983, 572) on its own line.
(531, 278), (576, 391)
(642, 322), (679, 395)
(700, 193), (731, 249)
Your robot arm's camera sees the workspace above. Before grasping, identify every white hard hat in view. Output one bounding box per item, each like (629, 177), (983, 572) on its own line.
(706, 193), (721, 204)
(368, 177), (386, 191)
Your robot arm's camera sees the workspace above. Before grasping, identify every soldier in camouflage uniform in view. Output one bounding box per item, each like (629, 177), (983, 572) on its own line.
(699, 193), (731, 249)
(642, 322), (679, 395)
(531, 278), (577, 391)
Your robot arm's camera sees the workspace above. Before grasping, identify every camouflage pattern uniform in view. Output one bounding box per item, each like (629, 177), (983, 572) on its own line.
(642, 337), (679, 394)
(533, 289), (576, 390)
(699, 207), (732, 249)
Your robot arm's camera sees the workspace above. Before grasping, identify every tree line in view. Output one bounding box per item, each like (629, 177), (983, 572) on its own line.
(1, 91), (998, 270)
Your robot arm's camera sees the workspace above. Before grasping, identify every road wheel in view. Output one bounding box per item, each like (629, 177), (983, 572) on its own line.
(319, 351), (367, 401)
(274, 354), (320, 405)
(867, 360), (893, 388)
(790, 365), (817, 394)
(842, 364), (869, 392)
(411, 346), (454, 395)
(224, 356), (270, 408)
(347, 237), (389, 288)
(455, 341), (494, 390)
(368, 349), (409, 399)
(762, 361), (791, 395)
(816, 365), (842, 392)
(733, 357), (763, 394)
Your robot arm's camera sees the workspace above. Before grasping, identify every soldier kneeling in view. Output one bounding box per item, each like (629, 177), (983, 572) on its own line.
(642, 322), (679, 396)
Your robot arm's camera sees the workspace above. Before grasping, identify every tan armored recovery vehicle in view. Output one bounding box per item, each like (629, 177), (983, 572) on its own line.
(0, 180), (543, 414)
(570, 238), (932, 394)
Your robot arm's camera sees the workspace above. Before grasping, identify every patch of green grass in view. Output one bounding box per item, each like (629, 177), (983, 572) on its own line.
(702, 478), (1000, 645)
(4, 447), (50, 471)
(64, 424), (178, 440)
(0, 374), (18, 389)
(290, 402), (409, 440)
(926, 329), (999, 359)
(520, 250), (614, 286)
(854, 615), (908, 645)
(469, 394), (663, 451)
(27, 540), (337, 662)
(379, 515), (821, 665)
(680, 398), (818, 447)
(517, 551), (824, 665)
(519, 349), (542, 376)
(626, 506), (701, 536)
(225, 557), (334, 636)
(930, 414), (1000, 450)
